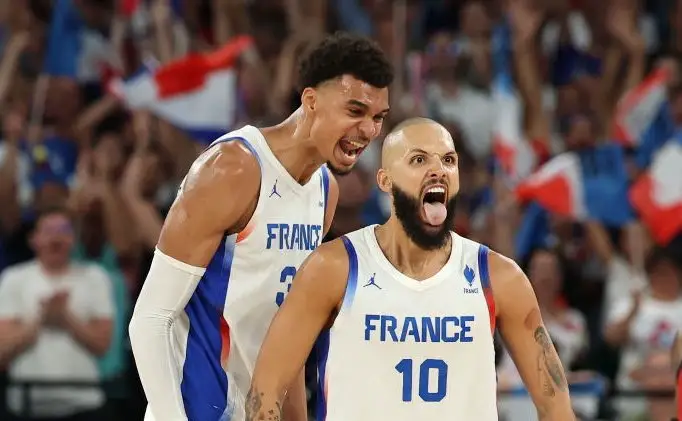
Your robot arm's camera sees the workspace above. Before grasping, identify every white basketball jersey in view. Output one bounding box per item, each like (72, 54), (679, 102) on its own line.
(314, 226), (498, 421)
(170, 125), (330, 421)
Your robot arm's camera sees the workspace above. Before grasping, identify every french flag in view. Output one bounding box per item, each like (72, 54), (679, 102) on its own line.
(612, 66), (670, 147)
(516, 147), (633, 226)
(516, 153), (588, 219)
(45, 0), (121, 83)
(109, 36), (253, 144)
(629, 139), (682, 245)
(612, 66), (675, 168)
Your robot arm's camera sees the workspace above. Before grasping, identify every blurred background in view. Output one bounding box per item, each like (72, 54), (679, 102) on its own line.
(0, 0), (681, 420)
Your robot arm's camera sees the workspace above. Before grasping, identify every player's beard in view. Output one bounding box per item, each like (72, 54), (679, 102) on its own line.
(326, 160), (353, 176)
(391, 184), (456, 250)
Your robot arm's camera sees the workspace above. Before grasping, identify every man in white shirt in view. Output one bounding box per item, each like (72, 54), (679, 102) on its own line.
(0, 206), (114, 421)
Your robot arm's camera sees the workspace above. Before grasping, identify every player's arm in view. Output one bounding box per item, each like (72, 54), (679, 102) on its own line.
(129, 141), (260, 421)
(246, 240), (348, 421)
(491, 252), (574, 421)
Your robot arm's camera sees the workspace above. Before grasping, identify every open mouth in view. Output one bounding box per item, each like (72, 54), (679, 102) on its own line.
(421, 185), (448, 227)
(338, 138), (366, 159)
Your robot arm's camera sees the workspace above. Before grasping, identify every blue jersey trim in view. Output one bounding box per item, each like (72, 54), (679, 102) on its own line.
(321, 166), (331, 213)
(314, 329), (331, 421)
(477, 245), (491, 289)
(340, 236), (359, 310)
(209, 135), (262, 166)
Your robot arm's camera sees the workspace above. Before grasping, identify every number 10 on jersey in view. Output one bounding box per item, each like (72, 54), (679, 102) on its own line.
(395, 358), (448, 402)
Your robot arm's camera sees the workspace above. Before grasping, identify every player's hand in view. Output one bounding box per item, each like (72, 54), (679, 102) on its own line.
(41, 291), (71, 329)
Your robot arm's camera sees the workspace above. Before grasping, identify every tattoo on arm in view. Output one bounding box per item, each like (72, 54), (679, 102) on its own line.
(533, 326), (568, 397)
(245, 386), (283, 421)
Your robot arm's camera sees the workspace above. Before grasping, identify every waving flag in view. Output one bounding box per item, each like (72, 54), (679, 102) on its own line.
(516, 147), (633, 226)
(612, 66), (674, 168)
(516, 153), (587, 218)
(630, 140), (682, 245)
(109, 36), (253, 143)
(45, 0), (121, 82)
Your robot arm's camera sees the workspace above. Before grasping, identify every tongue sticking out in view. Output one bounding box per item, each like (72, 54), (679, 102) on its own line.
(423, 202), (447, 226)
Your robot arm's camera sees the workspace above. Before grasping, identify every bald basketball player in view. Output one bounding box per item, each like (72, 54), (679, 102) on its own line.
(128, 33), (393, 421)
(246, 118), (575, 421)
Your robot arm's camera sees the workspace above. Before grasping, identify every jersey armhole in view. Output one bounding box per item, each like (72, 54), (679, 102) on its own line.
(477, 245), (496, 335)
(339, 236), (359, 311)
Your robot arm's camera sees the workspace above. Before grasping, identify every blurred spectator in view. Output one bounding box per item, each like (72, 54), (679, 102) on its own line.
(0, 206), (113, 420)
(605, 247), (682, 420)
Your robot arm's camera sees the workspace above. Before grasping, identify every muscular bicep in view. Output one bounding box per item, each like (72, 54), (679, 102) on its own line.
(493, 255), (572, 419)
(251, 241), (347, 395)
(157, 141), (260, 266)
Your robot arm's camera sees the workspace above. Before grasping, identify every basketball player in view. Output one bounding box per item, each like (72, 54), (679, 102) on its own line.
(128, 32), (393, 421)
(246, 118), (575, 421)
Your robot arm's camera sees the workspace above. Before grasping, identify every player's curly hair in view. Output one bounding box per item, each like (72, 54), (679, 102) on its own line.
(297, 32), (394, 91)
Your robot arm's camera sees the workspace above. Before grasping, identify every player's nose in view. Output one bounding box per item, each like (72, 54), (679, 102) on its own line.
(357, 118), (377, 141)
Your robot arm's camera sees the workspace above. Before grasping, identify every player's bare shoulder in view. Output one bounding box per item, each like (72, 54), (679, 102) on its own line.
(290, 238), (351, 312)
(157, 140), (262, 265)
(172, 140), (261, 234)
(486, 249), (529, 317)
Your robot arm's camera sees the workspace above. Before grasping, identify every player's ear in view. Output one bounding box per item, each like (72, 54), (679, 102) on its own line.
(376, 168), (391, 193)
(300, 87), (317, 112)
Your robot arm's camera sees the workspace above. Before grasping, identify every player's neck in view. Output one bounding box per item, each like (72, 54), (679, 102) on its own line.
(261, 108), (325, 184)
(374, 219), (452, 280)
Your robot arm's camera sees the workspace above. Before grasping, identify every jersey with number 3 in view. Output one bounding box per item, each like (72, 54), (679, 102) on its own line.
(315, 225), (498, 421)
(173, 125), (330, 421)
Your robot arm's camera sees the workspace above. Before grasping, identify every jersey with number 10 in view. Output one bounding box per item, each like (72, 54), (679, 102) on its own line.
(314, 226), (498, 421)
(173, 125), (330, 421)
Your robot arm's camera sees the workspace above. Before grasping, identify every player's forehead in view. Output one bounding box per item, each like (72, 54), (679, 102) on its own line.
(322, 75), (389, 112)
(400, 124), (456, 156)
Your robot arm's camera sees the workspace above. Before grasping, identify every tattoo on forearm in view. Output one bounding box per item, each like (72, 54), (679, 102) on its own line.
(245, 387), (283, 421)
(533, 326), (568, 397)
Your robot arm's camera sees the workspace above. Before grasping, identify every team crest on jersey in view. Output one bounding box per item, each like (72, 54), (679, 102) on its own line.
(463, 265), (479, 294)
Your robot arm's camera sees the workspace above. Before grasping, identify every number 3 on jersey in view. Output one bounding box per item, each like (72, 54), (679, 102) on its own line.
(275, 266), (296, 307)
(395, 358), (448, 402)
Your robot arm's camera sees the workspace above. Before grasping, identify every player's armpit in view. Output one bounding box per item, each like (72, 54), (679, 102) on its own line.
(158, 140), (261, 267)
(491, 253), (574, 421)
(246, 240), (349, 421)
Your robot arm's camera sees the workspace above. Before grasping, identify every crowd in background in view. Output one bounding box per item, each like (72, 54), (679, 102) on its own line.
(0, 0), (681, 420)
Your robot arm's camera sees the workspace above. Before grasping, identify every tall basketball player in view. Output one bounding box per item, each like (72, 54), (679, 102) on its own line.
(128, 32), (393, 421)
(247, 118), (575, 421)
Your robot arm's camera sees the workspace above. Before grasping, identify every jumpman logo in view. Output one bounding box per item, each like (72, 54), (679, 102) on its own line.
(269, 179), (282, 198)
(363, 273), (381, 289)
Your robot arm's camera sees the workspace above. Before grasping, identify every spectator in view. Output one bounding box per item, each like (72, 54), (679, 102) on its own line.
(0, 206), (114, 420)
(604, 247), (682, 420)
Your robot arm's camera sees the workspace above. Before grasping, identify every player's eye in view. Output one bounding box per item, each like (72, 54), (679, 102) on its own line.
(410, 155), (425, 165)
(443, 155), (456, 165)
(348, 109), (363, 116)
(373, 114), (386, 123)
